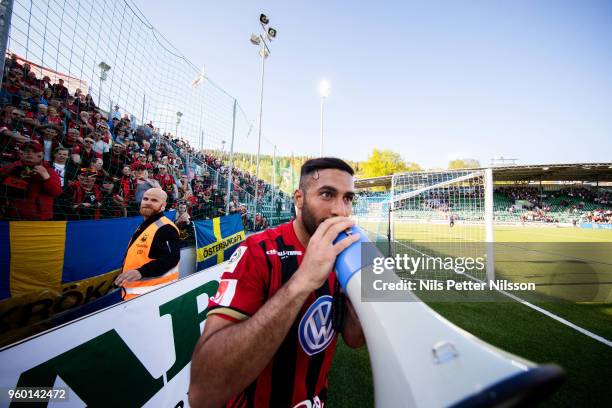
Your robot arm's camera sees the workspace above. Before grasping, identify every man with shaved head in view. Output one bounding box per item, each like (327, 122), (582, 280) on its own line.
(115, 187), (181, 300)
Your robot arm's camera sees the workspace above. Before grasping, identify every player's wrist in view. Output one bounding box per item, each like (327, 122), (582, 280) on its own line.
(287, 269), (317, 296)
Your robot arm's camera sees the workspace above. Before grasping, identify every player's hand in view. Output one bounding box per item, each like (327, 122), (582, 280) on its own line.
(114, 269), (142, 286)
(292, 217), (360, 293)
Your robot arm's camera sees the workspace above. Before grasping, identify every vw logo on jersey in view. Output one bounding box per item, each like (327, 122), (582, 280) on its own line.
(298, 295), (335, 356)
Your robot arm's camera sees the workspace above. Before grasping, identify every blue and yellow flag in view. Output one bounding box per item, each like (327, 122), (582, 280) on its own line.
(195, 214), (245, 271)
(0, 214), (178, 345)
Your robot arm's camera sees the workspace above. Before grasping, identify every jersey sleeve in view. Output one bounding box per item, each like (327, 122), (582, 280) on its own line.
(207, 238), (268, 322)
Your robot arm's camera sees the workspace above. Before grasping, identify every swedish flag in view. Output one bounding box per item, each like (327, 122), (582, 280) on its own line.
(195, 214), (245, 271)
(0, 216), (146, 345)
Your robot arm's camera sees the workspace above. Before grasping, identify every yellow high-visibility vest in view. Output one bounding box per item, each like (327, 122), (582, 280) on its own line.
(121, 216), (179, 300)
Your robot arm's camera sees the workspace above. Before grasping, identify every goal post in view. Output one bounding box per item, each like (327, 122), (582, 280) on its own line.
(356, 168), (496, 283)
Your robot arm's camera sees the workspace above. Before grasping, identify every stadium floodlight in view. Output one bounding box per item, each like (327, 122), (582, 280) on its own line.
(251, 13), (278, 214)
(98, 61), (111, 76)
(97, 61), (111, 106)
(250, 34), (261, 45)
(319, 80), (330, 98)
(319, 80), (330, 156)
(267, 27), (277, 40)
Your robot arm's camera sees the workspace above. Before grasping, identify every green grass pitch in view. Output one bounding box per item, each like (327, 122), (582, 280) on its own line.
(328, 224), (612, 407)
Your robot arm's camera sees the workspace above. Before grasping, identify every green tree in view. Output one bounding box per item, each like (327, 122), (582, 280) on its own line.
(448, 158), (481, 169)
(359, 149), (421, 178)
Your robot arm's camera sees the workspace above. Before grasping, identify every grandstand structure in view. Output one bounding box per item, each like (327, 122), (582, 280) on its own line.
(355, 163), (612, 227)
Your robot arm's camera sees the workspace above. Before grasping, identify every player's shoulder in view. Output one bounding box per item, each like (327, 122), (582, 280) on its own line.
(244, 221), (292, 246)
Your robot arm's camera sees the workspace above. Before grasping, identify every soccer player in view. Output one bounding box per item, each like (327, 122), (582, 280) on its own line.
(189, 158), (365, 408)
(449, 213), (456, 228)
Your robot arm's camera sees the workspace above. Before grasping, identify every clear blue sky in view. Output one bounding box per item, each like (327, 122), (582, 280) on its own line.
(133, 0), (612, 168)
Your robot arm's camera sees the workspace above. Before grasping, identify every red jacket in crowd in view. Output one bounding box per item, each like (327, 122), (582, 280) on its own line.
(0, 160), (62, 220)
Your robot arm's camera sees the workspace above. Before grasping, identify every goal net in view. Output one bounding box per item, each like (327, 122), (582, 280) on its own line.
(355, 169), (495, 284)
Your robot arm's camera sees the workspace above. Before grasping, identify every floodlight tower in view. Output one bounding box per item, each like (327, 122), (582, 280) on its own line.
(250, 13), (278, 213)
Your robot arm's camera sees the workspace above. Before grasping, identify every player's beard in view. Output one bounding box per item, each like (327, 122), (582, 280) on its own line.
(301, 195), (322, 236)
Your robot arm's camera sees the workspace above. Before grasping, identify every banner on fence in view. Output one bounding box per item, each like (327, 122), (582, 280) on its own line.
(194, 214), (245, 271)
(0, 262), (224, 407)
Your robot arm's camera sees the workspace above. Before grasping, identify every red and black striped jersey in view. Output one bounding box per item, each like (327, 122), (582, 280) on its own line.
(207, 221), (338, 408)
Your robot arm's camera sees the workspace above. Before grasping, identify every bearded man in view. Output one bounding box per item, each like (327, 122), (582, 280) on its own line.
(189, 157), (365, 408)
(114, 187), (180, 300)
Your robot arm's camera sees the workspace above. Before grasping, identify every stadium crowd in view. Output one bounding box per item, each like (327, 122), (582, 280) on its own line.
(0, 54), (290, 231)
(496, 186), (612, 224)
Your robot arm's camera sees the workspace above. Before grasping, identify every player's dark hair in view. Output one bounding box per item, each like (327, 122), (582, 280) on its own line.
(299, 157), (354, 190)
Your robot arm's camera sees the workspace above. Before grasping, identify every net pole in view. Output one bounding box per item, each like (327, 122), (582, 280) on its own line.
(0, 0), (15, 85)
(484, 168), (495, 283)
(225, 99), (237, 214)
(390, 174), (396, 244)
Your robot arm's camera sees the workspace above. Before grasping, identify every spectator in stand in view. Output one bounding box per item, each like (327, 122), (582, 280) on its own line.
(182, 190), (198, 208)
(99, 177), (125, 218)
(228, 195), (239, 214)
(41, 88), (52, 106)
(131, 167), (161, 213)
(175, 201), (191, 228)
(239, 205), (248, 229)
(25, 71), (39, 88)
(92, 157), (109, 185)
(1, 108), (28, 141)
(253, 213), (263, 231)
(197, 189), (213, 219)
(51, 146), (71, 188)
(192, 177), (206, 198)
(114, 126), (128, 144)
(109, 117), (120, 136)
(40, 76), (52, 92)
(91, 130), (110, 155)
(19, 101), (37, 134)
(103, 142), (130, 178)
(210, 185), (225, 218)
(142, 140), (151, 156)
(74, 88), (83, 101)
(155, 165), (178, 208)
(133, 126), (147, 144)
(71, 136), (101, 167)
(31, 103), (48, 126)
(83, 94), (96, 111)
(39, 127), (61, 163)
(0, 141), (62, 220)
(63, 127), (81, 150)
(119, 164), (134, 203)
(53, 78), (68, 100)
(77, 111), (94, 139)
(59, 167), (102, 220)
(46, 106), (63, 131)
(177, 174), (191, 196)
(131, 153), (152, 171)
(4, 54), (21, 71)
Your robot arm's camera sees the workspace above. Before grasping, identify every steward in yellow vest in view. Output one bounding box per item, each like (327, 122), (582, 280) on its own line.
(114, 188), (181, 300)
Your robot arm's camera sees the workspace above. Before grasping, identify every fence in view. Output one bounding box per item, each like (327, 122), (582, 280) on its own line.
(1, 0), (300, 226)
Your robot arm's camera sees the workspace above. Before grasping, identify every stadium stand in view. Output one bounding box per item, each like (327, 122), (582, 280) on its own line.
(355, 181), (612, 225)
(0, 53), (292, 231)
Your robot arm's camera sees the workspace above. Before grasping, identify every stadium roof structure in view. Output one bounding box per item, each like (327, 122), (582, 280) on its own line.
(355, 163), (612, 189)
